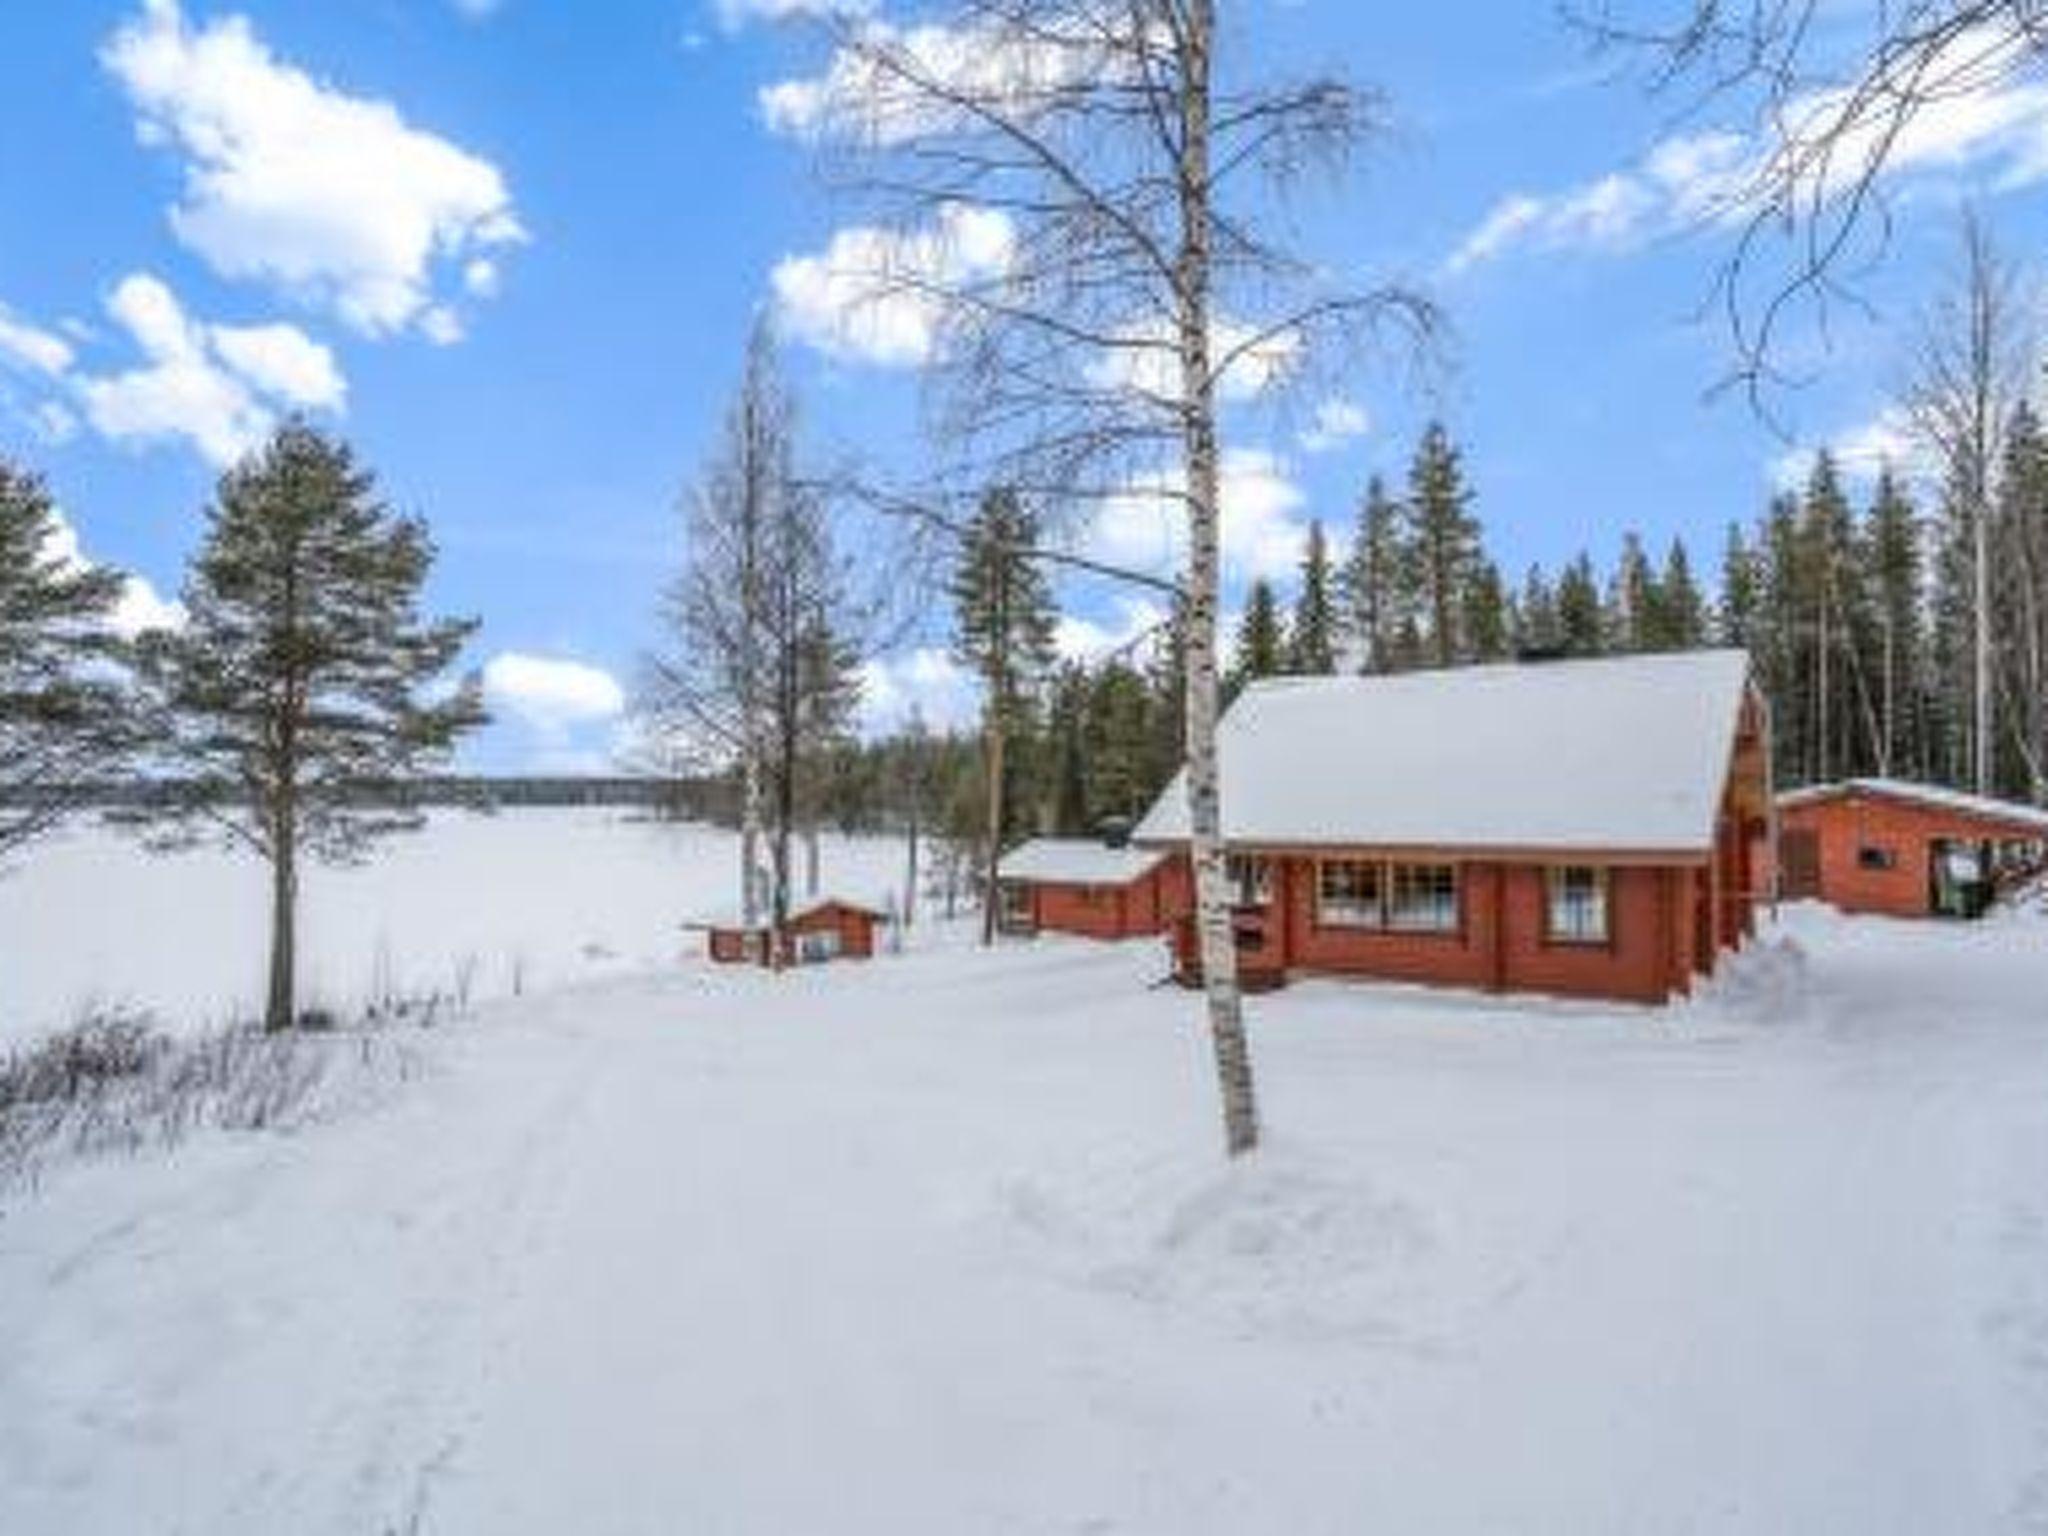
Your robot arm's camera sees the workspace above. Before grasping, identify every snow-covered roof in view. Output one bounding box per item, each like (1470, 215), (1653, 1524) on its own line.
(682, 893), (889, 930)
(999, 838), (1166, 886)
(1779, 778), (2048, 834)
(1133, 650), (1754, 856)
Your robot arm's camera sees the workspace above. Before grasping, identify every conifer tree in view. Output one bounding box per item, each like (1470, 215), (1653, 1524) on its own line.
(1232, 579), (1285, 692)
(1991, 404), (2048, 798)
(1518, 564), (1562, 655)
(1718, 523), (1760, 653)
(1864, 466), (1928, 780)
(1340, 476), (1407, 673)
(1607, 531), (1657, 652)
(0, 461), (134, 856)
(1405, 422), (1480, 667)
(1289, 521), (1338, 673)
(1084, 661), (1154, 826)
(1659, 537), (1708, 650)
(1044, 661), (1091, 836)
(1461, 559), (1511, 662)
(952, 486), (1058, 943)
(1556, 554), (1605, 657)
(136, 424), (484, 1031)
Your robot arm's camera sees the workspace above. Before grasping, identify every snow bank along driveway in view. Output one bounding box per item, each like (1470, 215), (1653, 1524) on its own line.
(2, 908), (2045, 1534)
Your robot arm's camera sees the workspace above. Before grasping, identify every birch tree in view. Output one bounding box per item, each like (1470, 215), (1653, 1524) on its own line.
(643, 322), (866, 943)
(776, 1), (1434, 1154)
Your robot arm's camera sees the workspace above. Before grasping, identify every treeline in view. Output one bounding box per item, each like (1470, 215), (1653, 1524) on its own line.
(806, 409), (2047, 861)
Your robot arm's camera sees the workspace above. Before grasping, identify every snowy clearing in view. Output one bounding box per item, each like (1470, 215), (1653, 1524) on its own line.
(1, 903), (2045, 1533)
(0, 811), (904, 1043)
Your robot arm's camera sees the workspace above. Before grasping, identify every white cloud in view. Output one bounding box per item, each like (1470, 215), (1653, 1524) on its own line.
(1297, 396), (1370, 455)
(73, 274), (341, 467)
(1090, 446), (1308, 586)
(1084, 317), (1300, 405)
(1770, 406), (1931, 490)
(208, 320), (346, 409)
(772, 204), (1014, 367)
(1054, 594), (1167, 664)
(856, 645), (978, 736)
(103, 0), (525, 338)
(41, 505), (185, 639)
(1450, 29), (2048, 274)
(717, 0), (871, 30)
(761, 14), (1120, 145)
(0, 307), (76, 377)
(483, 652), (627, 734)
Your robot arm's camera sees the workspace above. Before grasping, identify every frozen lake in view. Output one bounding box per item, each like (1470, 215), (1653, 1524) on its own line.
(0, 810), (906, 1042)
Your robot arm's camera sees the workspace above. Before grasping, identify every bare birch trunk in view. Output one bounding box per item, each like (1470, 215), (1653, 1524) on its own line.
(1179, 0), (1258, 1158)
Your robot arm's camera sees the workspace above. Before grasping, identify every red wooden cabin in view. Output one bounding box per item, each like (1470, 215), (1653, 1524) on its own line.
(693, 896), (888, 967)
(1776, 779), (2048, 918)
(1133, 651), (1774, 1005)
(997, 839), (1191, 940)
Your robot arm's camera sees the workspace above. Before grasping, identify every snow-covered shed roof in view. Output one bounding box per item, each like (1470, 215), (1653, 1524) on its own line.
(1779, 778), (2048, 834)
(682, 893), (890, 931)
(1132, 650), (1755, 856)
(999, 838), (1167, 886)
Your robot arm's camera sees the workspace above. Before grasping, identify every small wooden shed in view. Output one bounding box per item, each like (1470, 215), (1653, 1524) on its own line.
(1776, 779), (2048, 918)
(997, 838), (1191, 940)
(692, 896), (889, 967)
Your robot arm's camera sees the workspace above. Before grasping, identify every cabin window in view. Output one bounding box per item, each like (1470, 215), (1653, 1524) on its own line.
(1227, 855), (1272, 907)
(1545, 866), (1611, 945)
(1316, 860), (1385, 927)
(999, 881), (1032, 923)
(1856, 845), (1896, 872)
(1388, 863), (1459, 933)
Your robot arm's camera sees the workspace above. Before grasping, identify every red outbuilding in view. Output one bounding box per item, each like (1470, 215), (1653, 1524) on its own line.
(1132, 650), (1774, 1005)
(692, 895), (889, 967)
(1776, 778), (2048, 918)
(997, 838), (1191, 940)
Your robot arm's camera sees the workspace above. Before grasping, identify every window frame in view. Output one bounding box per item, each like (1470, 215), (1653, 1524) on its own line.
(1543, 865), (1613, 948)
(1386, 862), (1461, 935)
(1314, 858), (1387, 929)
(1855, 844), (1897, 872)
(1227, 854), (1273, 908)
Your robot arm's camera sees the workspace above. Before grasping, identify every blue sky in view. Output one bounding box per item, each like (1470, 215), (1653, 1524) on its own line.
(4, 1), (2045, 770)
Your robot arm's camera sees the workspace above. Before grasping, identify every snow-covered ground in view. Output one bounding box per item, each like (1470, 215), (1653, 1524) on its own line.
(1, 902), (2044, 1533)
(0, 810), (905, 1042)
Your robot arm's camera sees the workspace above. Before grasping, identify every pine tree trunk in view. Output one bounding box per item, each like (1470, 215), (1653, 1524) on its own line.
(1179, 0), (1259, 1158)
(980, 708), (1005, 947)
(264, 819), (297, 1034)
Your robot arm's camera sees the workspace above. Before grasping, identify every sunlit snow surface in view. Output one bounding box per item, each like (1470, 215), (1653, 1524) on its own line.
(1, 847), (2045, 1531)
(0, 809), (906, 1040)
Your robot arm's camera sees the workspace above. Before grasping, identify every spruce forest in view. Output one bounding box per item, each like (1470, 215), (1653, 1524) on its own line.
(807, 409), (2048, 876)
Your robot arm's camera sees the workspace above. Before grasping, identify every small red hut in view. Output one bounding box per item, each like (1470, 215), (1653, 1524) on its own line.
(997, 838), (1190, 940)
(692, 895), (889, 967)
(1776, 779), (2048, 918)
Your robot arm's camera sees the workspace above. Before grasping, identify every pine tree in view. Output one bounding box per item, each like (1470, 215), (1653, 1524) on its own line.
(1556, 554), (1605, 657)
(1461, 559), (1511, 662)
(136, 424), (484, 1031)
(1865, 466), (1927, 780)
(1339, 475), (1407, 673)
(1232, 578), (1285, 692)
(1084, 660), (1154, 826)
(1659, 537), (1708, 650)
(1518, 564), (1562, 655)
(1607, 531), (1657, 652)
(1289, 520), (1338, 673)
(0, 460), (134, 855)
(1992, 404), (2048, 798)
(1045, 661), (1091, 836)
(1718, 523), (1760, 653)
(1405, 422), (1481, 667)
(952, 486), (1058, 943)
